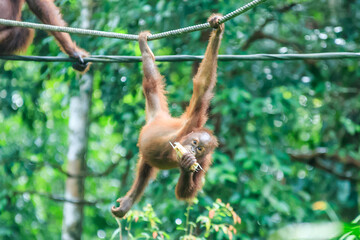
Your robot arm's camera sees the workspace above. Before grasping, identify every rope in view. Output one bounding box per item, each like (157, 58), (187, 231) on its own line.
(0, 19), (138, 40)
(1, 52), (360, 63)
(0, 0), (267, 41)
(148, 0), (267, 40)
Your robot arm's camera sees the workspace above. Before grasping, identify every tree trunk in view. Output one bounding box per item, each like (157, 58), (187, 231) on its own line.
(62, 1), (93, 239)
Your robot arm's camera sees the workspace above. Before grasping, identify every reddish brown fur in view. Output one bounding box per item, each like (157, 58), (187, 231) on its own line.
(0, 0), (89, 71)
(111, 14), (224, 218)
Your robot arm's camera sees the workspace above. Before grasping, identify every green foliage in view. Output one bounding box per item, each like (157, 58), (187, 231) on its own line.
(195, 199), (241, 239)
(341, 215), (360, 240)
(112, 204), (169, 240)
(113, 199), (241, 239)
(1, 0), (360, 239)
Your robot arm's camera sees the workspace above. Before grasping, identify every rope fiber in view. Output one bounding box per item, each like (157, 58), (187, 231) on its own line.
(1, 0), (356, 64)
(1, 52), (360, 63)
(0, 0), (267, 41)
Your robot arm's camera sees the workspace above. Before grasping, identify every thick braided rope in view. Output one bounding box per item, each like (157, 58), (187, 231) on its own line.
(0, 19), (138, 40)
(1, 52), (360, 63)
(0, 0), (267, 41)
(148, 0), (267, 39)
(219, 0), (266, 24)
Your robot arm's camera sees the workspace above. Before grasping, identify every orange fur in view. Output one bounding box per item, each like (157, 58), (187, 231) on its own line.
(0, 0), (89, 72)
(111, 15), (224, 218)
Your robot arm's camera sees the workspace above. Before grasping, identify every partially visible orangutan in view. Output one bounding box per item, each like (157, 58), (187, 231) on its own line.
(112, 14), (224, 218)
(0, 0), (89, 71)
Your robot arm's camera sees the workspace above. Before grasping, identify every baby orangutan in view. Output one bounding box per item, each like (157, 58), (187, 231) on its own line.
(111, 14), (224, 218)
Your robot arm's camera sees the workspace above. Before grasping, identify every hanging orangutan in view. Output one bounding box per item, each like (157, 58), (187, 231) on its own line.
(112, 14), (224, 218)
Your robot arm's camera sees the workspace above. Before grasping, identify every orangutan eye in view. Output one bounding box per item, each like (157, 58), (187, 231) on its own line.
(197, 146), (204, 152)
(192, 140), (198, 145)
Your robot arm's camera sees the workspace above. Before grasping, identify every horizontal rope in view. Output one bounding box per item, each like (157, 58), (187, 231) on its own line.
(0, 0), (267, 41)
(1, 52), (360, 63)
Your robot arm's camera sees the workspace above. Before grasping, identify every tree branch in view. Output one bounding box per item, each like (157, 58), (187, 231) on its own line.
(50, 159), (122, 178)
(242, 3), (299, 50)
(3, 157), (122, 178)
(275, 3), (298, 13)
(242, 29), (304, 52)
(9, 190), (111, 205)
(241, 18), (274, 50)
(288, 148), (360, 181)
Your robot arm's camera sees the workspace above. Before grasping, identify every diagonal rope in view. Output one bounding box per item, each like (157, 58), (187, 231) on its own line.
(0, 18), (138, 40)
(148, 0), (267, 40)
(0, 0), (267, 41)
(1, 52), (360, 63)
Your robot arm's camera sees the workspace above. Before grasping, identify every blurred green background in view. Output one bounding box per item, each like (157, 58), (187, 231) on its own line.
(1, 0), (360, 239)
